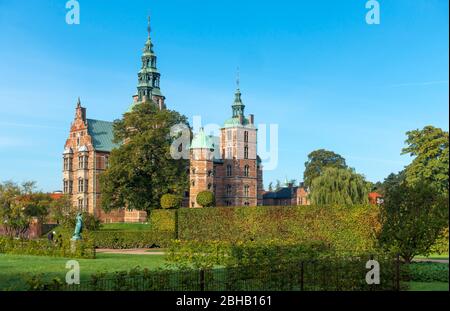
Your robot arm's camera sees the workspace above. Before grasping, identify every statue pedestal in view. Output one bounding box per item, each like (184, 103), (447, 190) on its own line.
(70, 240), (78, 254)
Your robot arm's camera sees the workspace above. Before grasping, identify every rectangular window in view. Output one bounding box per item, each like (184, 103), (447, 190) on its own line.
(227, 130), (232, 141)
(64, 158), (68, 171)
(226, 165), (232, 177)
(84, 179), (89, 193)
(63, 180), (68, 193)
(244, 185), (250, 197)
(78, 179), (84, 193)
(227, 147), (232, 159)
(69, 180), (73, 194)
(244, 131), (248, 143)
(244, 146), (248, 159)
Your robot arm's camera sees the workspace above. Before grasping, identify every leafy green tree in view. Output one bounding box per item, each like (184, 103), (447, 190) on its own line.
(303, 149), (347, 188)
(309, 167), (370, 205)
(402, 126), (449, 193)
(196, 191), (215, 207)
(160, 193), (182, 209)
(378, 173), (449, 263)
(0, 181), (52, 237)
(268, 182), (273, 191)
(100, 102), (190, 213)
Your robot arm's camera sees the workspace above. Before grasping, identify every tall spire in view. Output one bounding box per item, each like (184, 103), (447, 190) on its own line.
(135, 16), (164, 103)
(232, 68), (245, 118)
(147, 15), (151, 39)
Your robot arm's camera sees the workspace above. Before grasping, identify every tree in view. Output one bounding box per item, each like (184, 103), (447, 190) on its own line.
(378, 173), (449, 263)
(268, 182), (273, 191)
(196, 191), (215, 207)
(401, 126), (449, 193)
(0, 181), (52, 238)
(160, 193), (182, 209)
(99, 102), (190, 213)
(275, 180), (281, 190)
(303, 149), (347, 188)
(309, 167), (370, 205)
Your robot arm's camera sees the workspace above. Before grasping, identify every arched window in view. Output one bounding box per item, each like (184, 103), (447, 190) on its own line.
(244, 131), (248, 143)
(191, 180), (195, 186)
(244, 146), (248, 159)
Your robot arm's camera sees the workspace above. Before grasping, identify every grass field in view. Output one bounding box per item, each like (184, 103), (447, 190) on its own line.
(0, 253), (167, 291)
(99, 223), (153, 231)
(414, 253), (449, 260)
(408, 282), (449, 291)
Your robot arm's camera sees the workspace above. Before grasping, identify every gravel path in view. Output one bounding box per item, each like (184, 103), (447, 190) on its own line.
(96, 248), (165, 255)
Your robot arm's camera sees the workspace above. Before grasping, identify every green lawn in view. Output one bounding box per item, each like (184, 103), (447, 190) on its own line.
(99, 223), (152, 231)
(408, 281), (449, 291)
(0, 253), (167, 291)
(414, 253), (449, 260)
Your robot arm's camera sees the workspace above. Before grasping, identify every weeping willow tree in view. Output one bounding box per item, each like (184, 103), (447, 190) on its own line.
(310, 167), (370, 205)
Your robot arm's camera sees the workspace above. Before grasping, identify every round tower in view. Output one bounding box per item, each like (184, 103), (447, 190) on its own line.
(189, 128), (216, 207)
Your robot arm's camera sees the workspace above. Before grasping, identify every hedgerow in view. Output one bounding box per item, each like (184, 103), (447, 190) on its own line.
(177, 205), (380, 253)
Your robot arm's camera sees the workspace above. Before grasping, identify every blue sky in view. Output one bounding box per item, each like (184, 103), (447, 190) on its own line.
(0, 0), (448, 192)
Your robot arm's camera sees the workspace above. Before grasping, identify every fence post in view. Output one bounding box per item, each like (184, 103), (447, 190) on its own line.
(395, 254), (400, 291)
(299, 261), (304, 291)
(200, 269), (205, 291)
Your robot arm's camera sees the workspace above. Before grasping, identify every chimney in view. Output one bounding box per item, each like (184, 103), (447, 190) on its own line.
(249, 114), (254, 125)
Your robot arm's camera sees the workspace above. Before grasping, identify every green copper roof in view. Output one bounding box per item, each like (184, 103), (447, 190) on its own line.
(87, 119), (120, 152)
(223, 117), (256, 129)
(190, 128), (216, 149)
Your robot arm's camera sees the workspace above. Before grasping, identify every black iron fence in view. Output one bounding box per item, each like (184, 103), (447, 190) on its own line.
(52, 255), (406, 291)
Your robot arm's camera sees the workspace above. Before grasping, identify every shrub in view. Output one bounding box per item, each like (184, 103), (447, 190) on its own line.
(166, 239), (336, 269)
(430, 227), (449, 255)
(0, 230), (95, 259)
(149, 209), (177, 233)
(177, 205), (380, 254)
(160, 194), (182, 209)
(406, 263), (449, 282)
(196, 191), (215, 207)
(57, 211), (101, 231)
(92, 230), (173, 249)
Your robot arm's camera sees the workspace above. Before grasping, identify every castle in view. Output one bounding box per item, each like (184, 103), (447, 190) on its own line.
(62, 18), (264, 222)
(189, 86), (264, 207)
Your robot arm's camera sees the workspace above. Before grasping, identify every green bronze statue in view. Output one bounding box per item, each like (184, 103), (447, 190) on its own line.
(71, 213), (83, 240)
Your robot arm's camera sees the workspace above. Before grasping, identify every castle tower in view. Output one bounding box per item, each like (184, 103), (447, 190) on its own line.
(189, 128), (217, 207)
(218, 82), (261, 206)
(128, 16), (166, 112)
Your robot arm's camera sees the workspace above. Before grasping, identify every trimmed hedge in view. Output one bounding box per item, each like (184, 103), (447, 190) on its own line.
(177, 205), (380, 253)
(92, 230), (174, 249)
(149, 209), (177, 232)
(166, 239), (334, 269)
(0, 229), (95, 259)
(407, 263), (449, 282)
